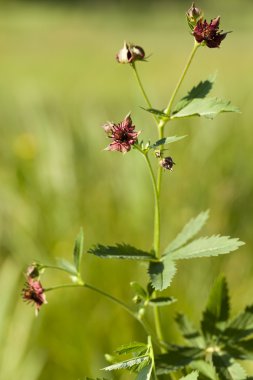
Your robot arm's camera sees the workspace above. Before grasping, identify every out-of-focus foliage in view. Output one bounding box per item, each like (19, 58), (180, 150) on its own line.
(0, 1), (252, 379)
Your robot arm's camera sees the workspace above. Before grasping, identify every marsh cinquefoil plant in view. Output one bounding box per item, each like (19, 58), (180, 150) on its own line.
(22, 4), (253, 380)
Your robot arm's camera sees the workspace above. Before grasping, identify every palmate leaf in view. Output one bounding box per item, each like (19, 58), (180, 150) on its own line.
(237, 338), (253, 352)
(201, 276), (230, 337)
(148, 256), (177, 291)
(171, 97), (240, 120)
(150, 135), (187, 149)
(89, 244), (154, 260)
(173, 76), (215, 114)
(102, 355), (149, 371)
(175, 313), (205, 348)
(165, 210), (209, 254)
(212, 353), (247, 380)
(169, 235), (244, 261)
(73, 228), (84, 272)
(136, 363), (152, 380)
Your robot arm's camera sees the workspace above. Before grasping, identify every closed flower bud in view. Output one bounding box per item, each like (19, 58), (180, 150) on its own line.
(160, 156), (176, 171)
(187, 3), (203, 29)
(116, 41), (145, 64)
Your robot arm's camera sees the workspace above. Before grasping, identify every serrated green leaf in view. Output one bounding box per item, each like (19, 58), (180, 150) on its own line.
(136, 362), (152, 380)
(73, 228), (84, 272)
(172, 97), (240, 120)
(150, 135), (187, 149)
(175, 313), (205, 348)
(148, 257), (177, 291)
(165, 211), (209, 254)
(102, 355), (149, 371)
(190, 360), (218, 380)
(201, 276), (230, 337)
(142, 107), (169, 120)
(89, 244), (154, 260)
(130, 282), (148, 301)
(212, 353), (247, 380)
(225, 305), (253, 341)
(170, 235), (244, 261)
(179, 371), (199, 380)
(156, 347), (203, 375)
(115, 342), (147, 356)
(224, 343), (253, 360)
(56, 258), (78, 276)
(148, 297), (176, 307)
(173, 76), (215, 114)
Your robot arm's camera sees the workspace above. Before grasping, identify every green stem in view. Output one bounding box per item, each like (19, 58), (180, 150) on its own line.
(148, 335), (158, 380)
(159, 41), (200, 130)
(131, 62), (159, 125)
(45, 282), (160, 347)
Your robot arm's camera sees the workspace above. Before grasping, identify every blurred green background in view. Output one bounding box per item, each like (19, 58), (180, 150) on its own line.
(0, 0), (252, 379)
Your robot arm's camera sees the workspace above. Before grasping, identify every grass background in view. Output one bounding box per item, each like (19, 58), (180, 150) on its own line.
(0, 1), (253, 379)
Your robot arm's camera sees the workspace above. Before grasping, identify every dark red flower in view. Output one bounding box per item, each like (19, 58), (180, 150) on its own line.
(102, 115), (140, 153)
(22, 277), (47, 316)
(193, 16), (228, 48)
(116, 42), (145, 64)
(160, 157), (176, 171)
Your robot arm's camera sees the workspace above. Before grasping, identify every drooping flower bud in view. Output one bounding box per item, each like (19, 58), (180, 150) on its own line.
(22, 277), (47, 316)
(159, 157), (176, 171)
(116, 42), (145, 64)
(186, 3), (203, 30)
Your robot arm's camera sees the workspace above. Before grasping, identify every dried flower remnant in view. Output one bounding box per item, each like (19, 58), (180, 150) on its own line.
(102, 115), (140, 153)
(22, 277), (47, 316)
(186, 2), (203, 29)
(160, 157), (176, 171)
(116, 41), (145, 64)
(193, 16), (228, 48)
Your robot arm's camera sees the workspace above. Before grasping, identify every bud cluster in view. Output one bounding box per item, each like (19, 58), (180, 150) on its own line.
(187, 3), (228, 48)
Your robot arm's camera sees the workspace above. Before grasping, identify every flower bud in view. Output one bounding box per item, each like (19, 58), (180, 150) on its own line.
(186, 3), (202, 29)
(116, 42), (145, 64)
(159, 157), (175, 171)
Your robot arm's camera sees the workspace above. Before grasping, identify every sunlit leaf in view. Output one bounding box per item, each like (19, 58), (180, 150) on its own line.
(150, 135), (187, 149)
(179, 371), (199, 380)
(165, 210), (209, 254)
(148, 257), (177, 291)
(173, 76), (215, 114)
(172, 97), (240, 120)
(190, 360), (218, 380)
(89, 244), (154, 260)
(73, 228), (84, 272)
(102, 356), (149, 371)
(136, 363), (152, 380)
(170, 235), (244, 260)
(115, 342), (147, 356)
